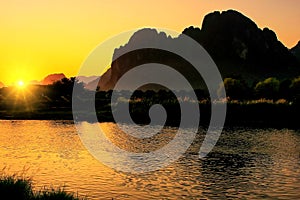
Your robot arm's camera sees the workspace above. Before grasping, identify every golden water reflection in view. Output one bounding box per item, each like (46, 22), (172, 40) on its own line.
(0, 120), (300, 199)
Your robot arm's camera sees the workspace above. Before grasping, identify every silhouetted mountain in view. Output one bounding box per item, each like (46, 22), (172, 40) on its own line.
(183, 10), (300, 81)
(0, 82), (4, 88)
(85, 76), (101, 90)
(41, 73), (66, 85)
(291, 41), (300, 63)
(98, 10), (300, 91)
(184, 10), (298, 67)
(98, 29), (193, 91)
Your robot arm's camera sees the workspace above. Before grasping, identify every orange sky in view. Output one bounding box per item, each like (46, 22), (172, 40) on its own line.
(0, 0), (299, 85)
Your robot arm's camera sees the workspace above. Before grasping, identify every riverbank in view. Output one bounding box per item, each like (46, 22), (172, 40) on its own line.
(0, 103), (299, 129)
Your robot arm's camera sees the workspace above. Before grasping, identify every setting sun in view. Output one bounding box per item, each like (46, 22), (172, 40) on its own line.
(17, 80), (25, 88)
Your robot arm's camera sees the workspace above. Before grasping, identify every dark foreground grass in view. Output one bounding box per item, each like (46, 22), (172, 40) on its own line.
(0, 175), (86, 200)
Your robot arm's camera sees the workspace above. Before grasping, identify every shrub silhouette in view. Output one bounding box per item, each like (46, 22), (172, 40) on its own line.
(254, 77), (280, 100)
(218, 77), (249, 100)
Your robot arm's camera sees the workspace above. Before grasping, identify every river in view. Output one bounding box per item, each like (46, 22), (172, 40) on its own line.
(0, 120), (299, 199)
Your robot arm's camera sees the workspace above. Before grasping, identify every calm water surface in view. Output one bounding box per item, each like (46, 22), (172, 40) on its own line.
(0, 120), (300, 199)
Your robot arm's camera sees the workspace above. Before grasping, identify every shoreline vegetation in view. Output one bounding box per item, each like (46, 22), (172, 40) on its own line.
(0, 103), (298, 129)
(0, 175), (86, 200)
(0, 76), (299, 129)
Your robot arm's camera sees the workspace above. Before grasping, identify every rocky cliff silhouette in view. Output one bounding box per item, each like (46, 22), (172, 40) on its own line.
(291, 41), (300, 63)
(97, 10), (300, 91)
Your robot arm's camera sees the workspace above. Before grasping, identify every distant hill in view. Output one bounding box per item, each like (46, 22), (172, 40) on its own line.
(85, 76), (101, 90)
(41, 73), (66, 85)
(29, 80), (40, 85)
(98, 10), (300, 91)
(76, 76), (99, 85)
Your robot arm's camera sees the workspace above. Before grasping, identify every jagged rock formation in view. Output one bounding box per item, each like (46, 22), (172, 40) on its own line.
(98, 10), (300, 91)
(184, 10), (297, 67)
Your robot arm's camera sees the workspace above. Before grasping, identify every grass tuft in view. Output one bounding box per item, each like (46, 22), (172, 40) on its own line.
(0, 175), (86, 200)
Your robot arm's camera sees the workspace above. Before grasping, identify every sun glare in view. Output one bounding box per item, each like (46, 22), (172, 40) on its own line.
(17, 80), (25, 89)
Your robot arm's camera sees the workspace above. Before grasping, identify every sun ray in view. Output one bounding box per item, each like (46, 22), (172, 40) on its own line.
(17, 80), (25, 89)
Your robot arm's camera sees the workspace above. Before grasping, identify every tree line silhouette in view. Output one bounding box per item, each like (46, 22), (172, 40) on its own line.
(0, 76), (299, 128)
(219, 76), (300, 103)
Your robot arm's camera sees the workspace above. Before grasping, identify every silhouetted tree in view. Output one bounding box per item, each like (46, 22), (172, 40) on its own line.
(290, 77), (300, 104)
(254, 77), (280, 99)
(279, 79), (292, 100)
(194, 89), (209, 100)
(131, 90), (144, 100)
(52, 77), (84, 94)
(46, 77), (85, 106)
(218, 77), (249, 100)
